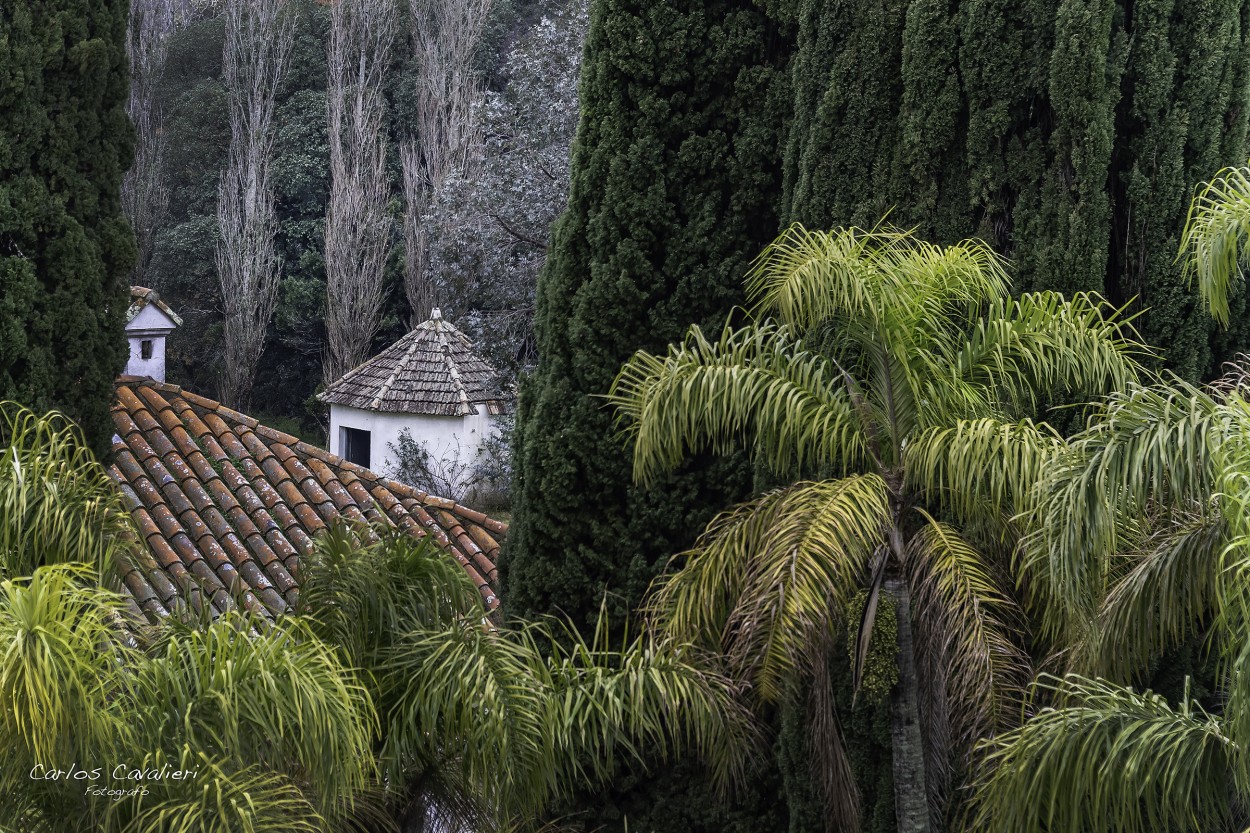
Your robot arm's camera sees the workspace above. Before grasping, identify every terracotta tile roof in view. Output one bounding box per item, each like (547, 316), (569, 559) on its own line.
(107, 377), (504, 622)
(318, 309), (505, 416)
(128, 286), (183, 326)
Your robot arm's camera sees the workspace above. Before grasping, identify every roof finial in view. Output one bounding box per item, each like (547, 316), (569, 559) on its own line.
(431, 307), (441, 320)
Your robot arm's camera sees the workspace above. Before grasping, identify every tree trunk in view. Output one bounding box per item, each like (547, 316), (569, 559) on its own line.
(886, 577), (931, 833)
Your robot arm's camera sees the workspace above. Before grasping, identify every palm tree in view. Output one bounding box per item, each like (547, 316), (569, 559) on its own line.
(0, 565), (380, 833)
(299, 525), (755, 832)
(605, 224), (1145, 832)
(964, 163), (1250, 833)
(0, 405), (752, 833)
(969, 387), (1250, 832)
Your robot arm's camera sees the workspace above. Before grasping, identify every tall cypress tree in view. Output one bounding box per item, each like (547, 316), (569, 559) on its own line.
(785, 0), (1250, 381)
(505, 0), (791, 630)
(0, 1), (135, 459)
(505, 3), (795, 831)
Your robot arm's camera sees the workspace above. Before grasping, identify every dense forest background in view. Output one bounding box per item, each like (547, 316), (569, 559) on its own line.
(129, 0), (586, 439)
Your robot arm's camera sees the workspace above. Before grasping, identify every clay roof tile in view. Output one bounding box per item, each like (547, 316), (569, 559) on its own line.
(108, 378), (505, 622)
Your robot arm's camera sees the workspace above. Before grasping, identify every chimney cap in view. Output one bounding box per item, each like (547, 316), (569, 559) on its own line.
(431, 307), (442, 320)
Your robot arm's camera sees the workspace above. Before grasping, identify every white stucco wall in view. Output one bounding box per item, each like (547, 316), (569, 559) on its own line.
(125, 334), (168, 381)
(328, 403), (495, 487)
(125, 304), (178, 382)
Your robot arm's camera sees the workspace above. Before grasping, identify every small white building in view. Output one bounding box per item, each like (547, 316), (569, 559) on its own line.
(125, 286), (181, 381)
(319, 310), (505, 490)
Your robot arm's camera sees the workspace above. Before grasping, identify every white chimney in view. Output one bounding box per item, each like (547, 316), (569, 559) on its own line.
(124, 287), (182, 382)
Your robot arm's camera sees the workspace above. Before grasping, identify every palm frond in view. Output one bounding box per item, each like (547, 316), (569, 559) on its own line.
(949, 292), (1144, 417)
(129, 614), (378, 821)
(607, 322), (869, 484)
(969, 674), (1233, 833)
(0, 403), (137, 580)
(1019, 380), (1225, 644)
(380, 618), (555, 820)
(112, 752), (324, 833)
(1180, 163), (1250, 326)
(544, 625), (758, 798)
(1083, 509), (1223, 681)
(298, 521), (486, 669)
(744, 224), (901, 330)
(904, 514), (1029, 751)
(0, 564), (134, 766)
(745, 224), (1009, 337)
(905, 418), (1062, 531)
(647, 476), (889, 703)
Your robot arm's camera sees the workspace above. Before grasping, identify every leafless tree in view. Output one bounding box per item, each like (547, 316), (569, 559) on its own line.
(402, 0), (492, 326)
(215, 0), (294, 407)
(324, 0), (397, 383)
(122, 0), (184, 285)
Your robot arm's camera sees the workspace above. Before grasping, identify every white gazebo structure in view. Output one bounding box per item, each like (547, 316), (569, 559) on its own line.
(319, 310), (505, 486)
(125, 286), (181, 382)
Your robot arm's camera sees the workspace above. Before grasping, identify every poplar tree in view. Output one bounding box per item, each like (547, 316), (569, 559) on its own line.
(784, 0), (1250, 381)
(0, 1), (135, 459)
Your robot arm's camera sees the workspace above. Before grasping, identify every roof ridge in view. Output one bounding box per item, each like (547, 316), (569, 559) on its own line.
(436, 318), (475, 417)
(369, 328), (424, 410)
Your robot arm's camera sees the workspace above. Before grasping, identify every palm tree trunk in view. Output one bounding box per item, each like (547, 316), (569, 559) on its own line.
(886, 577), (931, 833)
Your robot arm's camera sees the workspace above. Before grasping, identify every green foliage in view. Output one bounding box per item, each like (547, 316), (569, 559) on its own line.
(0, 404), (136, 580)
(971, 674), (1234, 833)
(300, 524), (757, 832)
(0, 409), (755, 832)
(0, 0), (135, 458)
(783, 0), (1250, 381)
(846, 591), (897, 705)
(614, 222), (1146, 828)
(506, 0), (793, 629)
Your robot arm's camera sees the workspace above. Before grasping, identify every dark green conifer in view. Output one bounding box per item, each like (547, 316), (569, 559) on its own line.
(786, 0), (1250, 380)
(505, 0), (791, 629)
(0, 1), (135, 458)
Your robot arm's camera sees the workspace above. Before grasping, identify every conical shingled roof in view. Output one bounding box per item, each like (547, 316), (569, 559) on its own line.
(318, 310), (504, 416)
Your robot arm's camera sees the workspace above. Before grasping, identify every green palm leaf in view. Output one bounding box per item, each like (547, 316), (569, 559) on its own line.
(1181, 163), (1250, 326)
(1085, 509), (1223, 681)
(745, 224), (1010, 337)
(905, 418), (1062, 531)
(970, 675), (1233, 833)
(381, 615), (752, 826)
(951, 292), (1144, 417)
(129, 614), (377, 821)
(0, 404), (136, 580)
(0, 564), (134, 765)
(111, 752), (323, 833)
(1020, 380), (1225, 644)
(608, 322), (869, 483)
(648, 476), (889, 703)
(904, 515), (1029, 750)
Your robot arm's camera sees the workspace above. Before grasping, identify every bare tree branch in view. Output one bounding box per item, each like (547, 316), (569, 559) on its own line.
(122, 0), (185, 285)
(215, 0), (294, 408)
(324, 0), (397, 383)
(402, 0), (492, 326)
(487, 212), (546, 249)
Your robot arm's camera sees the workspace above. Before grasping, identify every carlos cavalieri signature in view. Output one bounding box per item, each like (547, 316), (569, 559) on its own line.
(28, 763), (200, 800)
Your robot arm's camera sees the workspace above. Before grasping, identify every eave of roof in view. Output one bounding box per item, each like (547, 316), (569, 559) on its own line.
(108, 377), (504, 623)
